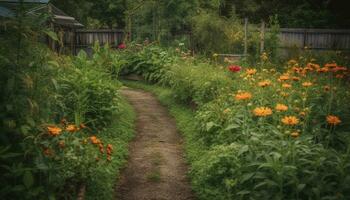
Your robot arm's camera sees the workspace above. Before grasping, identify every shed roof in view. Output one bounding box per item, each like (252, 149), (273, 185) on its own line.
(0, 0), (48, 3)
(0, 1), (83, 28)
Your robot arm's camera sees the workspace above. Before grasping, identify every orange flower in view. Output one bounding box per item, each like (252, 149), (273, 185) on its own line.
(302, 82), (313, 87)
(47, 126), (62, 136)
(278, 74), (290, 81)
(258, 80), (271, 87)
(246, 68), (257, 75)
(275, 104), (288, 111)
(281, 116), (299, 125)
(282, 83), (292, 88)
(292, 76), (300, 81)
(299, 111), (306, 117)
(291, 132), (300, 138)
(90, 136), (101, 145)
(325, 63), (337, 68)
(66, 124), (79, 132)
(235, 91), (252, 101)
(253, 107), (273, 117)
(326, 115), (341, 126)
(99, 143), (104, 153)
(107, 144), (113, 155)
(317, 67), (329, 73)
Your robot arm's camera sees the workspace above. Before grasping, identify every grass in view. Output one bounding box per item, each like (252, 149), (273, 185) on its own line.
(85, 96), (136, 200)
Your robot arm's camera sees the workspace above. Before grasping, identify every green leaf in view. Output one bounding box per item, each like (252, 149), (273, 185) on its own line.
(206, 122), (216, 131)
(23, 171), (34, 188)
(48, 60), (59, 68)
(224, 124), (240, 131)
(43, 30), (58, 41)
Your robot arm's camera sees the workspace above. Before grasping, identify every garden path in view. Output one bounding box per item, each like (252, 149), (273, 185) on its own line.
(115, 87), (194, 200)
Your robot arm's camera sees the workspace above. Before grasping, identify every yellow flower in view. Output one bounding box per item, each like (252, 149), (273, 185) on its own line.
(326, 115), (341, 126)
(275, 104), (288, 112)
(253, 107), (273, 117)
(258, 80), (271, 87)
(246, 68), (257, 75)
(47, 126), (62, 136)
(235, 92), (252, 101)
(281, 116), (299, 125)
(302, 82), (313, 87)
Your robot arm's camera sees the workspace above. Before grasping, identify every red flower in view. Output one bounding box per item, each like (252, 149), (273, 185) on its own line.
(228, 65), (241, 72)
(118, 43), (126, 49)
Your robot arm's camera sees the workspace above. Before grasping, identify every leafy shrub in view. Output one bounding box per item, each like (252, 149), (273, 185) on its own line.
(56, 50), (120, 130)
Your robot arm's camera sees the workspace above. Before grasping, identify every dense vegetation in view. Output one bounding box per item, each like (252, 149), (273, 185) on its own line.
(2, 0), (350, 199)
(0, 7), (135, 200)
(54, 0), (350, 30)
(117, 44), (350, 199)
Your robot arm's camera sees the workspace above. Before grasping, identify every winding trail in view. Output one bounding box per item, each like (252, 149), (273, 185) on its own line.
(115, 87), (195, 200)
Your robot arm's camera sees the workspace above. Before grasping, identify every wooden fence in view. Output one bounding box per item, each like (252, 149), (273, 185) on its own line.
(278, 28), (350, 50)
(58, 28), (350, 55)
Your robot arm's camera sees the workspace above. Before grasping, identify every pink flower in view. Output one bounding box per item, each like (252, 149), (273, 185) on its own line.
(118, 43), (126, 49)
(228, 65), (241, 72)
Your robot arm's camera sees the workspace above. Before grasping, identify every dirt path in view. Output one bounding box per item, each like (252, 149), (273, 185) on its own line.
(115, 87), (195, 200)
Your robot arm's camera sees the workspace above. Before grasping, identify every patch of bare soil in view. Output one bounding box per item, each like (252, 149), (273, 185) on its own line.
(115, 88), (195, 200)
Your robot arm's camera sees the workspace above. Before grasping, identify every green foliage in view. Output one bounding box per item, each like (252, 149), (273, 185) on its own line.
(120, 44), (350, 200)
(56, 50), (120, 130)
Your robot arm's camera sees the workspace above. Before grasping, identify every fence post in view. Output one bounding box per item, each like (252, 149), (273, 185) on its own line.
(260, 20), (265, 54)
(244, 18), (248, 56)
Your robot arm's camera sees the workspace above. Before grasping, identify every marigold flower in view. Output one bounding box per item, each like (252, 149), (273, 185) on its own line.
(235, 91), (252, 100)
(325, 63), (337, 68)
(302, 82), (313, 87)
(317, 67), (329, 73)
(278, 74), (290, 81)
(253, 107), (273, 117)
(66, 124), (79, 132)
(282, 83), (292, 88)
(326, 115), (341, 126)
(292, 76), (300, 81)
(291, 132), (300, 138)
(258, 80), (271, 87)
(99, 143), (104, 154)
(47, 126), (62, 136)
(246, 68), (257, 75)
(275, 104), (288, 111)
(90, 136), (101, 145)
(281, 116), (299, 125)
(107, 144), (113, 155)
